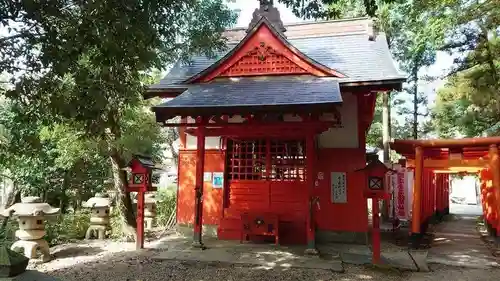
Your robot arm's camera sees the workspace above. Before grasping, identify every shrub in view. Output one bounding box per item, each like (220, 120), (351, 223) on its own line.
(45, 210), (91, 246)
(0, 219), (19, 248)
(0, 210), (91, 247)
(0, 189), (178, 246)
(156, 188), (177, 227)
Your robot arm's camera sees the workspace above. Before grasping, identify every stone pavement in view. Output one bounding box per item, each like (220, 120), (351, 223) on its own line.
(427, 215), (499, 269)
(152, 235), (425, 272)
(153, 238), (344, 272)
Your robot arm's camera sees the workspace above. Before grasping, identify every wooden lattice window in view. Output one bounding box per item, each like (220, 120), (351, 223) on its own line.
(227, 139), (306, 182)
(269, 140), (306, 182)
(228, 139), (267, 180)
(220, 42), (308, 77)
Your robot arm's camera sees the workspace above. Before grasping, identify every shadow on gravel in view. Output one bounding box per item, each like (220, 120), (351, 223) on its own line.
(40, 252), (500, 281)
(52, 246), (104, 259)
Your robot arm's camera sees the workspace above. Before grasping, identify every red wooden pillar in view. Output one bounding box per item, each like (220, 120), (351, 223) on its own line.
(431, 172), (436, 220)
(444, 175), (450, 214)
(489, 145), (500, 236)
(305, 133), (318, 254)
(193, 126), (206, 248)
(411, 146), (423, 246)
(136, 189), (145, 249)
(372, 198), (381, 263)
(436, 174), (443, 216)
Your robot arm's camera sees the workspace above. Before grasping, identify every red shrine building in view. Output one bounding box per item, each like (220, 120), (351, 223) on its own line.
(147, 3), (405, 250)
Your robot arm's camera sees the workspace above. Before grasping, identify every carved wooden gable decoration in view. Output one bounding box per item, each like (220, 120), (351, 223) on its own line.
(187, 19), (346, 83)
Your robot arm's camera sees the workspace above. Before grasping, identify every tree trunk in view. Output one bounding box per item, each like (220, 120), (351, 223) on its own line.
(1, 184), (20, 230)
(412, 70), (419, 139)
(110, 149), (137, 242)
(59, 170), (70, 214)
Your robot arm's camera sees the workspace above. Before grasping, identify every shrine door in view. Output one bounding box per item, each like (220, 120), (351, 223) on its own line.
(224, 138), (309, 243)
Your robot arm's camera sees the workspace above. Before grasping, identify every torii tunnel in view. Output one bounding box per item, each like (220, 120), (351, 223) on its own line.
(391, 137), (500, 246)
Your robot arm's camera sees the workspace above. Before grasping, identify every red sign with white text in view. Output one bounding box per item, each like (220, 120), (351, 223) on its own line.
(396, 171), (406, 218)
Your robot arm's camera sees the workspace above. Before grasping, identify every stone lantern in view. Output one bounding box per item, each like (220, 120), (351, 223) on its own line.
(82, 193), (111, 240)
(1, 196), (60, 262)
(135, 193), (159, 230)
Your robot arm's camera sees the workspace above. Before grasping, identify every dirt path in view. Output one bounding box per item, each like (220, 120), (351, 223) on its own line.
(428, 215), (499, 268)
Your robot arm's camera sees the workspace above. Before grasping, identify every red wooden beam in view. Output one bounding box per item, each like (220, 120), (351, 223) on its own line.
(185, 124), (331, 138)
(164, 120), (337, 129)
(393, 136), (500, 149)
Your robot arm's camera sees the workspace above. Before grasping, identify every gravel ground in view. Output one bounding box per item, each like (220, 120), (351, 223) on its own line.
(44, 256), (500, 281)
(25, 234), (500, 281)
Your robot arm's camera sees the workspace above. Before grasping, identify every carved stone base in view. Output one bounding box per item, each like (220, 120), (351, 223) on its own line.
(85, 225), (108, 240)
(304, 248), (320, 256)
(11, 240), (51, 263)
(191, 241), (206, 250)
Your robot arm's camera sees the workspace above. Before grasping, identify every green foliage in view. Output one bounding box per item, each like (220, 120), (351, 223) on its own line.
(45, 211), (91, 246)
(0, 220), (19, 248)
(1, 0), (236, 234)
(0, 210), (91, 248)
(431, 0), (500, 138)
(277, 0), (398, 19)
(108, 189), (177, 239)
(109, 207), (125, 240)
(156, 189), (177, 227)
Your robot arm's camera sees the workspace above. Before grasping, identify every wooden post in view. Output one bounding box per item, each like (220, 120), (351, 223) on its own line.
(179, 117), (187, 149)
(193, 126), (206, 248)
(382, 93), (391, 220)
(136, 189), (145, 250)
(443, 175), (450, 215)
(489, 145), (500, 236)
(372, 198), (381, 264)
(411, 146), (423, 245)
(305, 133), (318, 255)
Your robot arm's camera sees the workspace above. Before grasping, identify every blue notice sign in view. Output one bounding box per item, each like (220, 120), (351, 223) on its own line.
(212, 172), (224, 188)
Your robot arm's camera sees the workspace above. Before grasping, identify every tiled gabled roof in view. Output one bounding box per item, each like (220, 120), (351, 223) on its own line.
(148, 18), (405, 93)
(152, 76), (342, 119)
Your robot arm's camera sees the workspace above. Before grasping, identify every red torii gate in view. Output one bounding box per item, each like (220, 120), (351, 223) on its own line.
(391, 137), (500, 246)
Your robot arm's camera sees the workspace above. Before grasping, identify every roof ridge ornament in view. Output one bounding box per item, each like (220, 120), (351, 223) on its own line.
(247, 0), (286, 35)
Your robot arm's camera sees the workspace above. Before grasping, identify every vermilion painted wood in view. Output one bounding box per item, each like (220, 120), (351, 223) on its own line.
(480, 169), (497, 233)
(179, 147), (370, 244)
(412, 147), (423, 234)
(240, 212), (280, 245)
(185, 125), (332, 139)
(192, 23), (345, 82)
(313, 148), (368, 232)
(164, 119), (341, 129)
(136, 191), (145, 250)
(372, 199), (381, 264)
(127, 158), (152, 250)
(223, 180), (308, 244)
(489, 145), (500, 236)
(193, 127), (206, 245)
(176, 150), (225, 226)
(305, 133), (316, 249)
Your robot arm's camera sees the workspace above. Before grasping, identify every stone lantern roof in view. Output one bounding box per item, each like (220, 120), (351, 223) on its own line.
(1, 197), (60, 217)
(134, 193), (160, 204)
(82, 193), (112, 208)
(145, 193), (158, 204)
